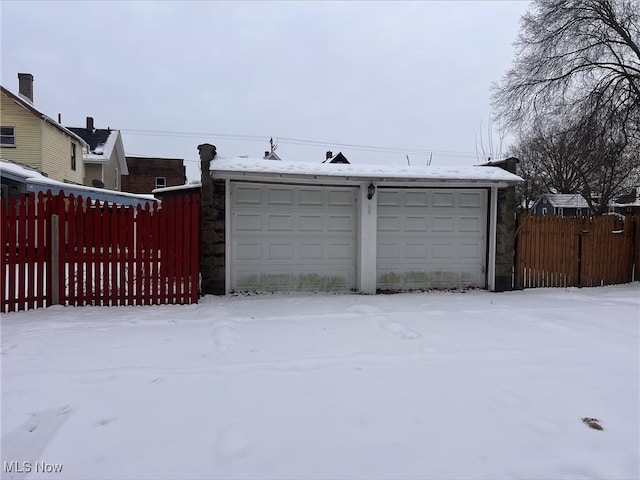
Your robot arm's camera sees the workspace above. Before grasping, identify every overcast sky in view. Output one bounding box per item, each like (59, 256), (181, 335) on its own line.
(1, 1), (530, 181)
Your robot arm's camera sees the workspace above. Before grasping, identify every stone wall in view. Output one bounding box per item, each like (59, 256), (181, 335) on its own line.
(486, 158), (519, 292)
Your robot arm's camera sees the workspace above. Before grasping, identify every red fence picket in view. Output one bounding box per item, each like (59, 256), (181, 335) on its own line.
(2, 190), (200, 312)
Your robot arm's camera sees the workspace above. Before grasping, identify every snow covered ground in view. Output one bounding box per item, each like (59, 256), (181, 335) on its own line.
(1, 284), (639, 480)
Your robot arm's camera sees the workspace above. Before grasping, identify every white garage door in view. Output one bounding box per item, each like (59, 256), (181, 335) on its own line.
(377, 188), (488, 290)
(231, 182), (358, 292)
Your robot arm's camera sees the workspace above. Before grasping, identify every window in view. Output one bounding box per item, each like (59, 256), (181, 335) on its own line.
(71, 142), (76, 171)
(557, 207), (564, 216)
(542, 207), (548, 215)
(155, 177), (166, 189)
(1, 126), (15, 146)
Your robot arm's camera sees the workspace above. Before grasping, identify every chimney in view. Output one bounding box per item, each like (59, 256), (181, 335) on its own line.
(326, 151), (333, 160)
(86, 116), (94, 131)
(18, 73), (34, 104)
(264, 151), (269, 158)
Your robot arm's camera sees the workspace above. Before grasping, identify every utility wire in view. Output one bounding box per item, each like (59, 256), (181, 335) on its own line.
(121, 128), (478, 160)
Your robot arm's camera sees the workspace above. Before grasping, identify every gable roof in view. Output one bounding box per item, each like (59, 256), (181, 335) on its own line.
(67, 126), (128, 174)
(323, 152), (350, 164)
(0, 86), (89, 149)
(539, 194), (590, 209)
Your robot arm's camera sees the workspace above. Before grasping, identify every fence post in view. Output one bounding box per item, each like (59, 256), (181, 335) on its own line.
(51, 214), (60, 305)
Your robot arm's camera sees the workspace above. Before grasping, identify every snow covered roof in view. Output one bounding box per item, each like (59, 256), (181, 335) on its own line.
(67, 127), (129, 174)
(1, 158), (153, 206)
(541, 194), (590, 209)
(209, 157), (523, 186)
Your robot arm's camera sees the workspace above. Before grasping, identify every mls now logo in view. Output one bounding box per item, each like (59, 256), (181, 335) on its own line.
(4, 461), (64, 474)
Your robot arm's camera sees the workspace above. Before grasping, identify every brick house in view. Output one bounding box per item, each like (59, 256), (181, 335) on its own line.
(121, 156), (186, 194)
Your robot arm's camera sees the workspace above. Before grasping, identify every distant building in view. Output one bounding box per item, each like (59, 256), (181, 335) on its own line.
(323, 151), (350, 164)
(531, 194), (591, 217)
(68, 117), (128, 191)
(121, 156), (186, 194)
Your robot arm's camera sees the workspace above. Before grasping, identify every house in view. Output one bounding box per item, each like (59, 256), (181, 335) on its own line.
(263, 138), (282, 160)
(67, 117), (128, 191)
(531, 194), (591, 216)
(323, 151), (350, 164)
(121, 156), (186, 194)
(0, 157), (156, 207)
(190, 153), (523, 294)
(0, 73), (88, 185)
(611, 188), (640, 215)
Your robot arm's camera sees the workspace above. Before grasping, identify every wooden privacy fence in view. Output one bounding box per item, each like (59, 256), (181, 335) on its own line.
(2, 191), (200, 312)
(514, 214), (639, 289)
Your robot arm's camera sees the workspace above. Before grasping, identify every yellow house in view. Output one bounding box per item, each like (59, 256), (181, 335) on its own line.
(0, 73), (88, 184)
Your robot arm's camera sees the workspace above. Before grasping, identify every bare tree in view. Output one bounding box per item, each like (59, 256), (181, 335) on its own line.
(475, 119), (507, 163)
(493, 0), (640, 213)
(510, 114), (637, 213)
(493, 0), (639, 129)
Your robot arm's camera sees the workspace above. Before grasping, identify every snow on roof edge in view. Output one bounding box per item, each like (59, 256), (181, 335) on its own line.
(208, 157), (524, 183)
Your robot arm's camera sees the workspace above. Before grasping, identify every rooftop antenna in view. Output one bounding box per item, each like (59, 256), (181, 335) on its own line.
(406, 154), (410, 166)
(270, 137), (278, 153)
(427, 152), (433, 166)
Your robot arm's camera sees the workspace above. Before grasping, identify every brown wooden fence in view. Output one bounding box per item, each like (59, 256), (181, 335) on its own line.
(514, 214), (639, 289)
(2, 191), (200, 312)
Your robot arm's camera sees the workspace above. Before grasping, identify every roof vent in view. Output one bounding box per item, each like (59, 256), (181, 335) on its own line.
(92, 179), (105, 188)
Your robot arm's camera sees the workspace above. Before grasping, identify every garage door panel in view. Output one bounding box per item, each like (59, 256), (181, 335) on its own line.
(432, 192), (455, 207)
(268, 188), (294, 205)
(235, 243), (262, 260)
(234, 185), (262, 204)
(378, 191), (400, 206)
(267, 214), (294, 231)
(377, 188), (487, 290)
(432, 216), (455, 232)
(235, 213), (262, 231)
(231, 183), (357, 292)
(268, 243), (294, 260)
(405, 191), (428, 207)
(459, 242), (483, 259)
(299, 189), (323, 205)
(378, 215), (400, 231)
(328, 242), (354, 259)
(458, 216), (482, 232)
(405, 243), (428, 258)
(299, 243), (323, 260)
(405, 216), (428, 232)
(459, 192), (483, 208)
(328, 215), (355, 231)
(329, 189), (355, 206)
(299, 215), (323, 231)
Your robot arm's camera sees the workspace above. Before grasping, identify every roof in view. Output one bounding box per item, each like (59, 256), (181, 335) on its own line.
(323, 152), (350, 164)
(0, 86), (89, 149)
(209, 157), (523, 186)
(612, 188), (640, 207)
(539, 194), (590, 209)
(1, 158), (154, 206)
(67, 126), (129, 174)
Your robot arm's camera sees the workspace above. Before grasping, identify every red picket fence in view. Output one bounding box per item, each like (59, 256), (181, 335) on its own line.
(2, 190), (200, 312)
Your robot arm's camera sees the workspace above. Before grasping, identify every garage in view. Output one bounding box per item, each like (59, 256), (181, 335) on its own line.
(200, 156), (522, 294)
(376, 188), (488, 290)
(230, 182), (358, 292)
